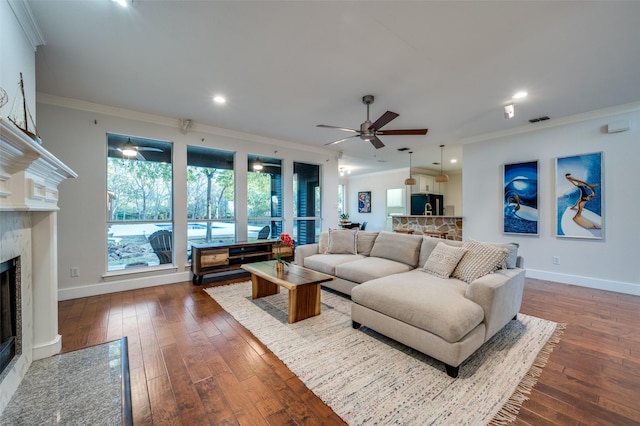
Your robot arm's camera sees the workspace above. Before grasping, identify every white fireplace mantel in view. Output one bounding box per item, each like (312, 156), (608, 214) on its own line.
(0, 116), (77, 211)
(0, 116), (76, 413)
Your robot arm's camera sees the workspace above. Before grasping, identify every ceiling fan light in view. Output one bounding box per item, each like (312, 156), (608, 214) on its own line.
(253, 158), (264, 171)
(122, 140), (137, 157)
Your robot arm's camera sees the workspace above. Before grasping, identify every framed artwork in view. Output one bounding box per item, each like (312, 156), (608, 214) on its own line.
(358, 191), (371, 213)
(555, 152), (603, 239)
(503, 161), (538, 235)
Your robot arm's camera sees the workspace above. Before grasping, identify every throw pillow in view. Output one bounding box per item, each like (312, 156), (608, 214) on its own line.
(452, 240), (509, 283)
(422, 242), (467, 279)
(326, 228), (357, 254)
(318, 231), (329, 254)
(488, 242), (519, 269)
(369, 231), (423, 267)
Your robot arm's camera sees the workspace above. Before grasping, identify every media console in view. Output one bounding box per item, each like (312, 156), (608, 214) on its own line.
(191, 240), (293, 285)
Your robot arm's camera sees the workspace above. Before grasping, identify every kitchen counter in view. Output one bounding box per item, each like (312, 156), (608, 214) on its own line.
(391, 215), (463, 241)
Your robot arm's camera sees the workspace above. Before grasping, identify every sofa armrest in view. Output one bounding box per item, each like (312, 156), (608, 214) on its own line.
(293, 243), (319, 266)
(465, 268), (526, 341)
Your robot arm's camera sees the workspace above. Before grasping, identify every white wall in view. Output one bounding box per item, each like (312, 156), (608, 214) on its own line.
(1, 0), (37, 119)
(344, 169), (409, 231)
(463, 104), (640, 295)
(35, 97), (339, 299)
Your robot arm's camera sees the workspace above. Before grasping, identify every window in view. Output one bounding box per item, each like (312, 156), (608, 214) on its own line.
(338, 184), (345, 215)
(293, 162), (321, 245)
(107, 134), (173, 271)
(247, 155), (283, 240)
(187, 146), (235, 258)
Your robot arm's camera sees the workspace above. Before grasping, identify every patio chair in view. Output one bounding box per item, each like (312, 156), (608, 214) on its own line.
(148, 230), (172, 264)
(257, 225), (271, 239)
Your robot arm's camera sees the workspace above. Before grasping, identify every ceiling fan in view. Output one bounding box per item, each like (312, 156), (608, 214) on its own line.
(111, 138), (163, 161)
(317, 95), (428, 149)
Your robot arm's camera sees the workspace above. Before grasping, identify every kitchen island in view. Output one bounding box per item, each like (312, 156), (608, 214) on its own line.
(391, 215), (463, 241)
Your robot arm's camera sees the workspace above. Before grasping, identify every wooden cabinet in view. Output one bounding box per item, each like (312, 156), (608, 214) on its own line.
(191, 240), (293, 285)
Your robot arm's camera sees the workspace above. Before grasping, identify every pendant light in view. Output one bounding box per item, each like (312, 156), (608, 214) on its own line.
(404, 151), (416, 186)
(435, 145), (449, 183)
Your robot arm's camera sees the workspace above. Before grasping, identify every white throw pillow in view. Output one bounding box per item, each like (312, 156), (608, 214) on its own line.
(452, 240), (509, 283)
(422, 242), (467, 279)
(326, 228), (357, 254)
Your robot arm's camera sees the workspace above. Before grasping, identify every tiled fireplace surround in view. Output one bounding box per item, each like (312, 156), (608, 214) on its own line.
(0, 117), (76, 413)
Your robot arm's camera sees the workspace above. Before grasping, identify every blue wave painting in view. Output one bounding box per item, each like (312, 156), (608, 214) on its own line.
(504, 161), (538, 235)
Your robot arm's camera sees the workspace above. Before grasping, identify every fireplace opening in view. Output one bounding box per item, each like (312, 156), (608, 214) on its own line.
(0, 257), (19, 376)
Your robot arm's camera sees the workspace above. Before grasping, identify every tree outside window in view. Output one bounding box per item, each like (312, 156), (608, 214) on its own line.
(107, 134), (173, 271)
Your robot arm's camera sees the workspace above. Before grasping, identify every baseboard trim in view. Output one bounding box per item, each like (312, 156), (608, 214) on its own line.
(58, 271), (191, 300)
(32, 334), (62, 360)
(526, 269), (640, 296)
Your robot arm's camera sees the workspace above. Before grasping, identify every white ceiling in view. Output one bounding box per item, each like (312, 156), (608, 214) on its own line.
(28, 1), (640, 175)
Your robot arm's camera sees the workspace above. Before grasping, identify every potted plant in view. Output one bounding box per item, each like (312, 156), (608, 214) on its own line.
(340, 212), (350, 225)
(275, 233), (294, 273)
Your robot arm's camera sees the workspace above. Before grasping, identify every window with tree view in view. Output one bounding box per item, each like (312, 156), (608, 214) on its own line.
(107, 134), (173, 271)
(248, 154), (282, 241)
(187, 146), (235, 260)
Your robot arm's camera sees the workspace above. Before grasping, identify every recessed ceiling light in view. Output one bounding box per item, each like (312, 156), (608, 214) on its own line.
(112, 0), (128, 7)
(213, 95), (226, 104)
(450, 159), (457, 164)
(512, 91), (528, 99)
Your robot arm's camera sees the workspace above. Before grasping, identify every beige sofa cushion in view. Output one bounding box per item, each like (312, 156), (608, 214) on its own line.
(326, 228), (357, 254)
(356, 231), (379, 256)
(369, 231), (423, 267)
(418, 236), (463, 268)
(335, 257), (413, 284)
(452, 240), (509, 283)
(488, 242), (519, 269)
(351, 270), (485, 343)
(423, 242), (467, 279)
(303, 253), (365, 276)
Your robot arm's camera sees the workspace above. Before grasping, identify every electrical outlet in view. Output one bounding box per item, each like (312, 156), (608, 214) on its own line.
(552, 256), (560, 265)
(70, 267), (80, 277)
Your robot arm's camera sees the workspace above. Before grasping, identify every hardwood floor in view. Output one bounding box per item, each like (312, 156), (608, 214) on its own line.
(58, 277), (640, 425)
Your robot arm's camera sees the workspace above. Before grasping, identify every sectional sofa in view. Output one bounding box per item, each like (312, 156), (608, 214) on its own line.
(294, 229), (525, 377)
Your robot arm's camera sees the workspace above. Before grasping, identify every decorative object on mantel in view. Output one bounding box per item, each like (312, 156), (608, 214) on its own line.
(404, 151), (417, 186)
(435, 144), (449, 183)
(0, 86), (8, 109)
(7, 72), (41, 144)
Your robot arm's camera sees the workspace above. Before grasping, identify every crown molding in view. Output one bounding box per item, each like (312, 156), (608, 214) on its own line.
(36, 92), (335, 156)
(462, 101), (640, 145)
(8, 0), (46, 50)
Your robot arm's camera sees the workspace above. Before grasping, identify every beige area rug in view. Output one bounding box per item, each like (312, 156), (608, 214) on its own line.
(205, 282), (564, 425)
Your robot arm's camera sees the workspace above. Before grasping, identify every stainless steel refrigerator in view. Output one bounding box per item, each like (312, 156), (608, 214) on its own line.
(410, 194), (444, 216)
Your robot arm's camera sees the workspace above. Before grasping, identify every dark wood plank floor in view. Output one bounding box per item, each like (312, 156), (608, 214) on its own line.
(58, 277), (640, 425)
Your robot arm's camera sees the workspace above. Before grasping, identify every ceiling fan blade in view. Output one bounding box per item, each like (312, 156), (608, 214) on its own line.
(369, 136), (385, 149)
(377, 128), (429, 136)
(369, 111), (399, 131)
(317, 124), (359, 133)
(324, 135), (359, 146)
(136, 151), (146, 161)
(137, 147), (163, 152)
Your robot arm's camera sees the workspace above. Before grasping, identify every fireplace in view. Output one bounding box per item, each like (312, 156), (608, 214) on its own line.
(0, 116), (76, 413)
(0, 257), (19, 376)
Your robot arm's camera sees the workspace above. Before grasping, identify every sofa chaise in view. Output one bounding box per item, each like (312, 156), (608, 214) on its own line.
(294, 229), (525, 377)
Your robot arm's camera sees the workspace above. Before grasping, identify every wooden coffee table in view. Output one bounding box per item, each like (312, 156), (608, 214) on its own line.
(241, 261), (335, 323)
